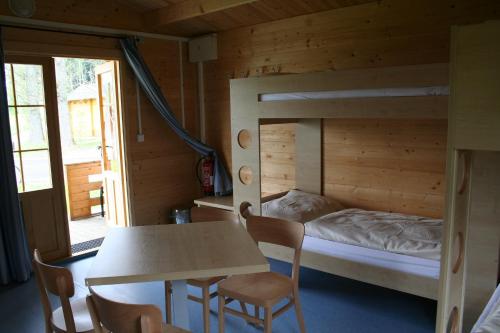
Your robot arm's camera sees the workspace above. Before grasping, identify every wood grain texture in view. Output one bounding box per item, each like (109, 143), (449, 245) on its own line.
(437, 21), (500, 333)
(65, 161), (102, 220)
(0, 0), (376, 37)
(142, 0), (376, 36)
(86, 289), (189, 333)
(205, 0), (500, 218)
(144, 0), (259, 27)
(193, 196), (234, 211)
(0, 0), (147, 32)
(462, 151), (500, 331)
(260, 123), (296, 196)
(323, 119), (447, 218)
(86, 222), (269, 285)
(449, 21), (500, 151)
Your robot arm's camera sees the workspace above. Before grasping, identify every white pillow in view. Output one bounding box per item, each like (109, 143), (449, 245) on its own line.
(261, 189), (344, 223)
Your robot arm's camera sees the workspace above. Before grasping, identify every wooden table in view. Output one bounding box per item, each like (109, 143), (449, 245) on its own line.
(193, 195), (233, 211)
(85, 221), (269, 330)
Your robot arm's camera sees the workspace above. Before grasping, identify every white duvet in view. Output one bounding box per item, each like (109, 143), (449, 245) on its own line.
(304, 209), (443, 260)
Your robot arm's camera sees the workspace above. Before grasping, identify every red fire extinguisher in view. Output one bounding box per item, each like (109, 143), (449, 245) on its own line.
(197, 156), (214, 195)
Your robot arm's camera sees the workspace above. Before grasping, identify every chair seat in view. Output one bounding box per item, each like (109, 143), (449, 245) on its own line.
(51, 297), (94, 333)
(162, 323), (191, 333)
(218, 272), (293, 307)
(187, 276), (225, 287)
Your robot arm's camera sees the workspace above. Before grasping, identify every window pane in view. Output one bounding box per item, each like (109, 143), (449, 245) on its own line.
(12, 64), (45, 105)
(8, 107), (19, 151)
(22, 150), (52, 192)
(18, 107), (49, 150)
(4, 64), (14, 105)
(13, 152), (23, 193)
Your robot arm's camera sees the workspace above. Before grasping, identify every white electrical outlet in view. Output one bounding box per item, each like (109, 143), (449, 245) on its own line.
(137, 133), (145, 143)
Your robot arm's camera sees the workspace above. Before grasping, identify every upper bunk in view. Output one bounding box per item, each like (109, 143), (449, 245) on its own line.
(229, 63), (450, 217)
(230, 63), (449, 123)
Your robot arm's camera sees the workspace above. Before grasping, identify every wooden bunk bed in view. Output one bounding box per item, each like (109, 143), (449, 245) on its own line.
(436, 21), (500, 333)
(230, 63), (449, 300)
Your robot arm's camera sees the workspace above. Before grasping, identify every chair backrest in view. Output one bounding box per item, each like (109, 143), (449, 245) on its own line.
(33, 249), (76, 333)
(86, 287), (164, 333)
(246, 216), (305, 286)
(190, 206), (239, 224)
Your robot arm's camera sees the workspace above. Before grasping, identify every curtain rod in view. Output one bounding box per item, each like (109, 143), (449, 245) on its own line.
(0, 15), (189, 42)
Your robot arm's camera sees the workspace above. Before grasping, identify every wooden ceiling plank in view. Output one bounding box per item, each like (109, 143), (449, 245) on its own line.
(145, 0), (259, 27)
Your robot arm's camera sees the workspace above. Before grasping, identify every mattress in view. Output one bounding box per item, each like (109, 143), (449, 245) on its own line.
(302, 235), (440, 279)
(259, 86), (449, 101)
(472, 284), (500, 333)
(305, 209), (443, 260)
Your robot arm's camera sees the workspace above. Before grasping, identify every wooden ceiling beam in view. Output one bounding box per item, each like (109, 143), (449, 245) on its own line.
(144, 0), (258, 27)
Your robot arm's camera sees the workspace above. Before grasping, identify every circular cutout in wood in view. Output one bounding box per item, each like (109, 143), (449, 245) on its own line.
(237, 129), (252, 149)
(446, 307), (459, 333)
(240, 201), (253, 219)
(238, 166), (253, 185)
(452, 232), (464, 274)
(458, 151), (470, 195)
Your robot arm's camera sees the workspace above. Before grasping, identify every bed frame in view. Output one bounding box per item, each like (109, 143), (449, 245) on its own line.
(230, 63), (449, 300)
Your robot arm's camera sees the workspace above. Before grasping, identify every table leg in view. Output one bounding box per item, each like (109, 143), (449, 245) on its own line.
(171, 279), (190, 330)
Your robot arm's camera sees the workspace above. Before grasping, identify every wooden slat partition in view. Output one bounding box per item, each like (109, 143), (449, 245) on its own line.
(65, 161), (102, 220)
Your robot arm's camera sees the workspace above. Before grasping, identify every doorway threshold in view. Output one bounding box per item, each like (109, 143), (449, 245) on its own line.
(71, 237), (104, 255)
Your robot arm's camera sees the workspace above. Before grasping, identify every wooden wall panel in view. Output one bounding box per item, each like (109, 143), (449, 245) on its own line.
(205, 0), (500, 217)
(120, 38), (201, 226)
(260, 123), (296, 196)
(324, 119), (447, 218)
(0, 0), (147, 32)
(4, 28), (201, 226)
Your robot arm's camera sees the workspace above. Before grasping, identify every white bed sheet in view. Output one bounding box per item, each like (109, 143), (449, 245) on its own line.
(472, 284), (500, 333)
(302, 235), (440, 279)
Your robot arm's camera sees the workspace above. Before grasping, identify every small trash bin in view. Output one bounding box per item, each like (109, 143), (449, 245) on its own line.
(170, 206), (191, 224)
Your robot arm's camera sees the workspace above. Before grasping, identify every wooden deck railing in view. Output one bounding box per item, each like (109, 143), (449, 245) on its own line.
(65, 161), (103, 220)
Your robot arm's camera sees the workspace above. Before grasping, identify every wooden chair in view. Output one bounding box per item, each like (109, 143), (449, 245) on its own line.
(86, 287), (189, 333)
(217, 216), (306, 333)
(165, 206), (239, 333)
(33, 249), (94, 333)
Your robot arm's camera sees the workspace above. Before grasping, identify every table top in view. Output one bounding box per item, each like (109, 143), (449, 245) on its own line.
(193, 195), (233, 211)
(85, 221), (268, 286)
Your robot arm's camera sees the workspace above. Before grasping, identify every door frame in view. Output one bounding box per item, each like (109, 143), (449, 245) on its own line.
(4, 36), (135, 259)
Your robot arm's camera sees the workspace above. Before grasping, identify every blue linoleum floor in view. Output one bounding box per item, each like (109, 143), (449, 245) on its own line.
(0, 256), (436, 333)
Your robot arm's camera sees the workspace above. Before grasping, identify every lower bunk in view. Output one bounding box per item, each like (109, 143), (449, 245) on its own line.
(260, 237), (439, 300)
(252, 189), (441, 300)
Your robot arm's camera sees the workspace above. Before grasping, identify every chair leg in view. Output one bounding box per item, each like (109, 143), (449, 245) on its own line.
(218, 295), (225, 333)
(239, 301), (248, 315)
(254, 305), (260, 322)
(264, 306), (272, 333)
(165, 281), (172, 324)
(240, 301), (254, 324)
(202, 286), (210, 333)
(293, 289), (306, 333)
